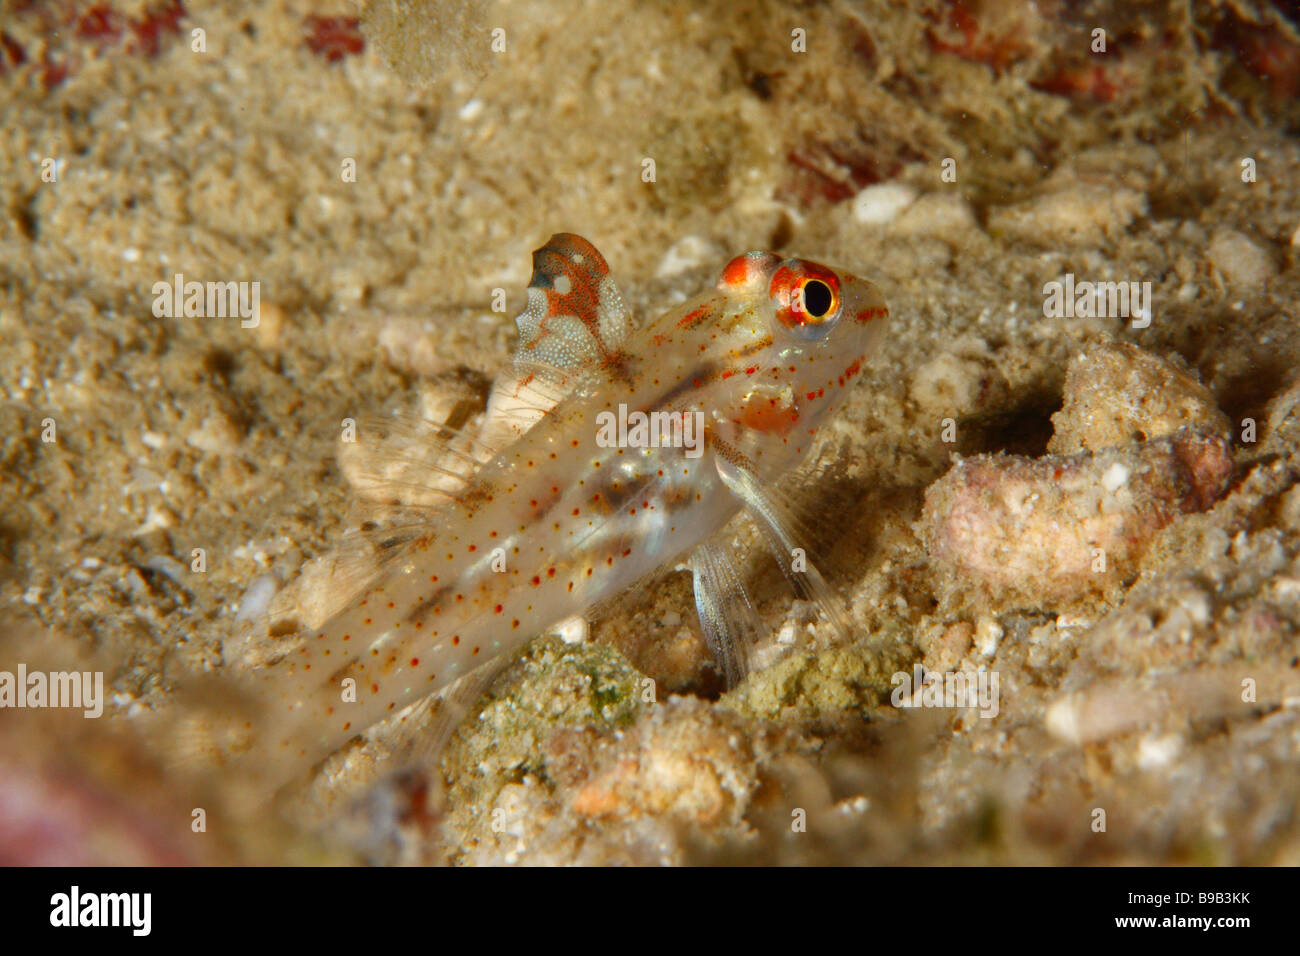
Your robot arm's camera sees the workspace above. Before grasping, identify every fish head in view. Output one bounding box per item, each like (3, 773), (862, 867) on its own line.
(702, 251), (890, 470)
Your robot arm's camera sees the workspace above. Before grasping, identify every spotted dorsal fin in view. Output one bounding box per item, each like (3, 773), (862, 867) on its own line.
(514, 233), (633, 379)
(478, 234), (635, 450)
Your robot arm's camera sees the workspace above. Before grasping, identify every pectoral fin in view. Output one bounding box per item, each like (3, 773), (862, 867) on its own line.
(714, 454), (853, 643)
(690, 538), (764, 688)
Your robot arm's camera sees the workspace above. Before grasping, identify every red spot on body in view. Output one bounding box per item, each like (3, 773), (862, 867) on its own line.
(677, 305), (711, 329)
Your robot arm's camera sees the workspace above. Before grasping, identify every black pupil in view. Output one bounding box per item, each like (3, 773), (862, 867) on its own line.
(804, 280), (833, 317)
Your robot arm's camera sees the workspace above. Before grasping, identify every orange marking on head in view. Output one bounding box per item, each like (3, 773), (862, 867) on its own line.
(718, 251), (780, 291)
(677, 305), (711, 329)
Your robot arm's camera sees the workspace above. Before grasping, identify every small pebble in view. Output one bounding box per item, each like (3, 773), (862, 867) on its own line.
(923, 430), (1234, 607)
(1207, 229), (1276, 290)
(235, 573), (279, 623)
(1049, 342), (1230, 455)
(654, 235), (718, 278)
(888, 193), (977, 238)
(852, 182), (917, 225)
(988, 181), (1146, 246)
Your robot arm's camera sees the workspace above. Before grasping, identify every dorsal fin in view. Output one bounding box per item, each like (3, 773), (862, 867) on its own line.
(514, 233), (634, 380)
(478, 234), (636, 450)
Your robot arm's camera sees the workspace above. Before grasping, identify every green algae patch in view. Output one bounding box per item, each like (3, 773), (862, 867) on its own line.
(727, 633), (918, 723)
(446, 635), (643, 780)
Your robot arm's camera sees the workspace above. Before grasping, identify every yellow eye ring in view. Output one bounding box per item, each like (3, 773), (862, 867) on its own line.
(771, 262), (842, 332)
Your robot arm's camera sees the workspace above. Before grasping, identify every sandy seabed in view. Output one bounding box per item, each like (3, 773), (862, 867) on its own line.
(1, 0), (1300, 864)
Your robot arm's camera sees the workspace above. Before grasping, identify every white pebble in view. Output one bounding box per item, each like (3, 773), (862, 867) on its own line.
(1136, 733), (1182, 770)
(654, 236), (716, 278)
(975, 616), (1002, 658)
(235, 573), (278, 623)
(1044, 695), (1082, 744)
(554, 616), (589, 644)
(1101, 462), (1130, 492)
(143, 554), (187, 584)
(852, 182), (917, 225)
(1207, 229), (1276, 290)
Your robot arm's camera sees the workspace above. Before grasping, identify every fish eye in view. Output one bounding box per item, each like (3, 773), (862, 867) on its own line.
(770, 262), (841, 335)
(803, 279), (834, 318)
